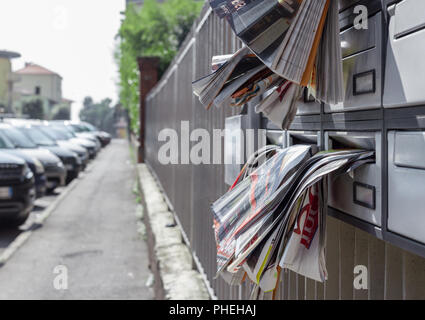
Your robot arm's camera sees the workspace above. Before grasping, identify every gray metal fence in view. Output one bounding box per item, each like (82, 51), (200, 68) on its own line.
(144, 2), (425, 300)
(144, 4), (243, 299)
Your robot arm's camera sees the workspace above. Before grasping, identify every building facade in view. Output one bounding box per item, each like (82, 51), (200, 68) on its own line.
(14, 63), (62, 105)
(0, 50), (21, 113)
(13, 62), (72, 119)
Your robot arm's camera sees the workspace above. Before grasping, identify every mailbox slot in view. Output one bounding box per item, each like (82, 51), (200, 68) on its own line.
(296, 88), (321, 116)
(338, 0), (361, 12)
(388, 131), (425, 244)
(325, 13), (382, 113)
(325, 131), (382, 226)
(384, 1), (425, 108)
(287, 131), (320, 154)
(266, 130), (286, 148)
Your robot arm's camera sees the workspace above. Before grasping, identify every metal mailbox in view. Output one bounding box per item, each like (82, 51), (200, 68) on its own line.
(388, 131), (425, 244)
(325, 131), (382, 226)
(325, 13), (383, 113)
(384, 1), (425, 108)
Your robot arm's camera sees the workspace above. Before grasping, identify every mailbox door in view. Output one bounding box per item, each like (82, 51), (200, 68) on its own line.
(388, 131), (425, 244)
(325, 131), (382, 226)
(325, 13), (382, 113)
(384, 1), (425, 108)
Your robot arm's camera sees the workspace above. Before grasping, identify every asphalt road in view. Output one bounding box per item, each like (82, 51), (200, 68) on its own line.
(0, 139), (153, 299)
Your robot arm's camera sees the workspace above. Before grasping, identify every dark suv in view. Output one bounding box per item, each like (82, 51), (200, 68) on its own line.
(0, 151), (35, 226)
(74, 121), (111, 147)
(0, 131), (46, 198)
(0, 124), (66, 193)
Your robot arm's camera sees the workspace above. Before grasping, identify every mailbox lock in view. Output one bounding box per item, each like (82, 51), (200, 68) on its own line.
(353, 69), (376, 96)
(353, 181), (376, 210)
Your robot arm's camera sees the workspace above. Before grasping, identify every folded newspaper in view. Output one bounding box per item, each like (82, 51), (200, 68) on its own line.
(211, 145), (374, 298)
(192, 0), (344, 128)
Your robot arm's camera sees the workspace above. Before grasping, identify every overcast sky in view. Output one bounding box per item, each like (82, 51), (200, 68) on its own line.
(0, 0), (126, 120)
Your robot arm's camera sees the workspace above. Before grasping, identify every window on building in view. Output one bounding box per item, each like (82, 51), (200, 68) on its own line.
(35, 86), (41, 95)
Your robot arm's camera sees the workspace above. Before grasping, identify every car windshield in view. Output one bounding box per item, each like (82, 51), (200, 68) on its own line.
(62, 125), (77, 137)
(0, 127), (37, 148)
(38, 126), (63, 141)
(70, 124), (84, 132)
(0, 132), (16, 149)
(82, 123), (97, 132)
(19, 127), (56, 146)
(53, 127), (74, 139)
(51, 123), (77, 137)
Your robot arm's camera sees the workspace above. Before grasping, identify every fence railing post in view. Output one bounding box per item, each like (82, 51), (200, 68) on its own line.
(137, 57), (159, 163)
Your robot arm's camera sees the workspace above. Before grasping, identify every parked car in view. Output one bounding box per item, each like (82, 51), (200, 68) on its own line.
(0, 151), (35, 226)
(50, 121), (102, 152)
(59, 121), (111, 147)
(38, 124), (98, 159)
(79, 122), (111, 147)
(0, 124), (66, 193)
(0, 131), (46, 198)
(15, 124), (83, 184)
(23, 124), (89, 170)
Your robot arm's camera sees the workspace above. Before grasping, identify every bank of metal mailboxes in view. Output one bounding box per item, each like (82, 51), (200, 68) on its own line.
(325, 131), (382, 226)
(388, 131), (425, 244)
(384, 0), (425, 108)
(326, 12), (383, 113)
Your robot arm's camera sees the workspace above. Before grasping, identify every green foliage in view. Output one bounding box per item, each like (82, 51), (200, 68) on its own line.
(163, 0), (204, 48)
(79, 96), (126, 135)
(115, 0), (203, 134)
(79, 96), (113, 130)
(22, 98), (44, 119)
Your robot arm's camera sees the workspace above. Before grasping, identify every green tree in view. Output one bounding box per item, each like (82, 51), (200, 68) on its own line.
(22, 98), (44, 119)
(163, 0), (204, 48)
(115, 0), (203, 134)
(79, 96), (116, 132)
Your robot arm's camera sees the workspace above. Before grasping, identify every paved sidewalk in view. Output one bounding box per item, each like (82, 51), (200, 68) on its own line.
(0, 139), (153, 299)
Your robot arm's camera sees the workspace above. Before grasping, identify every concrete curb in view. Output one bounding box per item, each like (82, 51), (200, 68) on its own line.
(136, 164), (210, 300)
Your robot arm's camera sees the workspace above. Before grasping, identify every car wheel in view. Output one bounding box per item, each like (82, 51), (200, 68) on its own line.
(9, 211), (30, 228)
(65, 171), (78, 184)
(46, 187), (56, 194)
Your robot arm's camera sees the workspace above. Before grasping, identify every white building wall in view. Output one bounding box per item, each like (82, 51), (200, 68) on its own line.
(14, 73), (62, 103)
